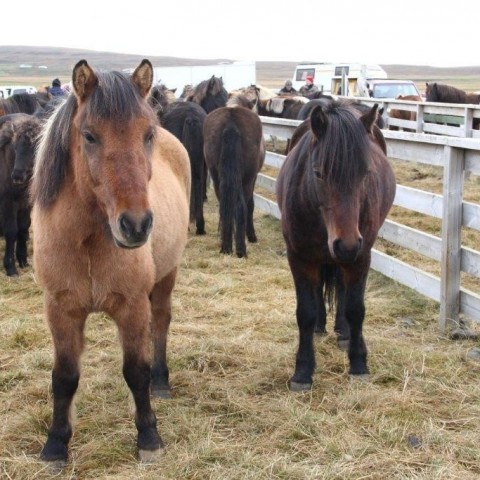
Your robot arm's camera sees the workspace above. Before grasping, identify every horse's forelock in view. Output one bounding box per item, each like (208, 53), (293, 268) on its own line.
(84, 71), (151, 121)
(312, 103), (370, 190)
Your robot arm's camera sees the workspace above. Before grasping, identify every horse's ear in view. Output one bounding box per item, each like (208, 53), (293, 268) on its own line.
(310, 105), (328, 139)
(132, 59), (153, 98)
(0, 120), (14, 148)
(72, 60), (98, 102)
(360, 104), (378, 134)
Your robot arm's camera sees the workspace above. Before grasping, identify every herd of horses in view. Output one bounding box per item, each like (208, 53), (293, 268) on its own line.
(1, 64), (478, 464)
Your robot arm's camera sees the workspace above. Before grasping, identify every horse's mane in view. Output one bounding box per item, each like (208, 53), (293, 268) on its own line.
(226, 94), (255, 110)
(307, 101), (371, 192)
(0, 93), (41, 115)
(190, 76), (225, 104)
(32, 70), (156, 208)
(426, 82), (480, 104)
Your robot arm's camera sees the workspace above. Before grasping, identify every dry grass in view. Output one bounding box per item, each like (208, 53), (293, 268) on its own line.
(1, 193), (480, 479)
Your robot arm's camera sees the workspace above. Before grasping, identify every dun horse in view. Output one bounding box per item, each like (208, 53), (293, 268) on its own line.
(31, 59), (190, 463)
(276, 101), (395, 390)
(203, 105), (265, 257)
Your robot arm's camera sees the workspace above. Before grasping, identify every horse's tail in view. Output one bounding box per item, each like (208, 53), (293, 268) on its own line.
(182, 115), (205, 234)
(323, 264), (338, 312)
(219, 123), (245, 256)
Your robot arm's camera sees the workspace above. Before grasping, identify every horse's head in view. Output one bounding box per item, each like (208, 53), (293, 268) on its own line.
(71, 59), (157, 249)
(0, 114), (41, 185)
(308, 102), (380, 263)
(190, 76), (228, 113)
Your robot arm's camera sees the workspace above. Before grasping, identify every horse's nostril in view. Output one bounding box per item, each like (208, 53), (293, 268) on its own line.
(141, 211), (153, 235)
(119, 214), (133, 236)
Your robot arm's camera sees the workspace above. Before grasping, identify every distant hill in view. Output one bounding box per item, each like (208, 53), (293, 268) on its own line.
(1, 46), (479, 91)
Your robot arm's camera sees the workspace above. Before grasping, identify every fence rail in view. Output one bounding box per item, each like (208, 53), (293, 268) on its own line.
(255, 116), (480, 332)
(354, 97), (480, 139)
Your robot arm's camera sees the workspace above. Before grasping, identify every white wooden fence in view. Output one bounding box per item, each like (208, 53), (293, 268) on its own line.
(255, 115), (480, 332)
(357, 97), (480, 138)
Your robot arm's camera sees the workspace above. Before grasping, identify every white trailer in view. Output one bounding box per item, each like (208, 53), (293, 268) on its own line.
(152, 61), (256, 95)
(292, 63), (387, 96)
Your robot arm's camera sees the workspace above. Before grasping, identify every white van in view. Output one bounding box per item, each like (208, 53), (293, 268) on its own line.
(292, 63), (387, 96)
(0, 85), (37, 99)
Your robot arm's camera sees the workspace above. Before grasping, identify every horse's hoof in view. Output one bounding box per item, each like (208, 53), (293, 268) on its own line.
(139, 447), (165, 463)
(337, 338), (349, 351)
(151, 386), (172, 399)
(196, 229), (206, 235)
(349, 373), (370, 382)
(289, 380), (312, 392)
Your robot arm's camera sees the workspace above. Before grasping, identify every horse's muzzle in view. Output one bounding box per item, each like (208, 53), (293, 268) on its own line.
(115, 210), (154, 248)
(332, 238), (363, 263)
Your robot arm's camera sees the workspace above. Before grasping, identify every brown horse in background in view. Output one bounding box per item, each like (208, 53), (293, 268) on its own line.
(31, 59), (190, 463)
(426, 82), (480, 104)
(276, 101), (395, 390)
(203, 105), (265, 257)
(388, 94), (423, 132)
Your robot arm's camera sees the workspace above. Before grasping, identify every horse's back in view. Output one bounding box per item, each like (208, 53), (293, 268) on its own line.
(150, 126), (191, 280)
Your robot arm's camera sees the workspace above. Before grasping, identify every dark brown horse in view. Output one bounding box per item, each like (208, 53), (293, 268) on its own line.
(276, 101), (395, 390)
(426, 82), (480, 104)
(0, 113), (42, 276)
(203, 105), (265, 257)
(31, 59), (190, 463)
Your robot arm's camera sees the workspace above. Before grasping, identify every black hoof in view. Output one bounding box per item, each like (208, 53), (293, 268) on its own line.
(40, 437), (68, 464)
(289, 380), (312, 392)
(196, 229), (206, 235)
(151, 386), (172, 399)
(337, 338), (349, 351)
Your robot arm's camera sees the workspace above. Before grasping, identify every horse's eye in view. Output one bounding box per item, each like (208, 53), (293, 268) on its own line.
(145, 129), (155, 145)
(83, 132), (96, 144)
(314, 169), (323, 180)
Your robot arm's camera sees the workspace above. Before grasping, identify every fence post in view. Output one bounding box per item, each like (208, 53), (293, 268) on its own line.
(439, 146), (465, 332)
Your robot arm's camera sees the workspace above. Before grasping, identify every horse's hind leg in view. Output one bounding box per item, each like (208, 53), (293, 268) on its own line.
(115, 293), (163, 458)
(41, 299), (86, 464)
(246, 194), (257, 244)
(150, 268), (177, 398)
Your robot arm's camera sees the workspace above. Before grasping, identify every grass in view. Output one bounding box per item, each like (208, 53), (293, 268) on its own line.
(1, 194), (480, 479)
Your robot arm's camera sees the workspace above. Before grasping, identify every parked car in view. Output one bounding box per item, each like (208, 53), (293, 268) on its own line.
(0, 85), (37, 99)
(366, 79), (421, 99)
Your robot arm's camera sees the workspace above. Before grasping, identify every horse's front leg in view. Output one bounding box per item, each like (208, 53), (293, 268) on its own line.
(114, 293), (163, 459)
(150, 268), (177, 399)
(15, 207), (31, 268)
(341, 262), (369, 376)
(2, 203), (19, 276)
(288, 254), (319, 391)
(41, 295), (87, 464)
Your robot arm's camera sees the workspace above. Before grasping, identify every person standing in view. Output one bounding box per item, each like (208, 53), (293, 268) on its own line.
(48, 78), (65, 97)
(279, 79), (297, 95)
(299, 75), (319, 98)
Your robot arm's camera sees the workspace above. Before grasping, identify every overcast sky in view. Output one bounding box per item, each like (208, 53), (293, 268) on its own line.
(1, 0), (476, 67)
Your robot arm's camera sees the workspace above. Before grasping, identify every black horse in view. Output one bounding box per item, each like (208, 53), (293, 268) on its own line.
(187, 76), (228, 113)
(161, 101), (208, 234)
(276, 101), (396, 390)
(0, 113), (42, 275)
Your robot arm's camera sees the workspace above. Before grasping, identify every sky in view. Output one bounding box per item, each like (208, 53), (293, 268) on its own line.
(1, 0), (477, 67)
